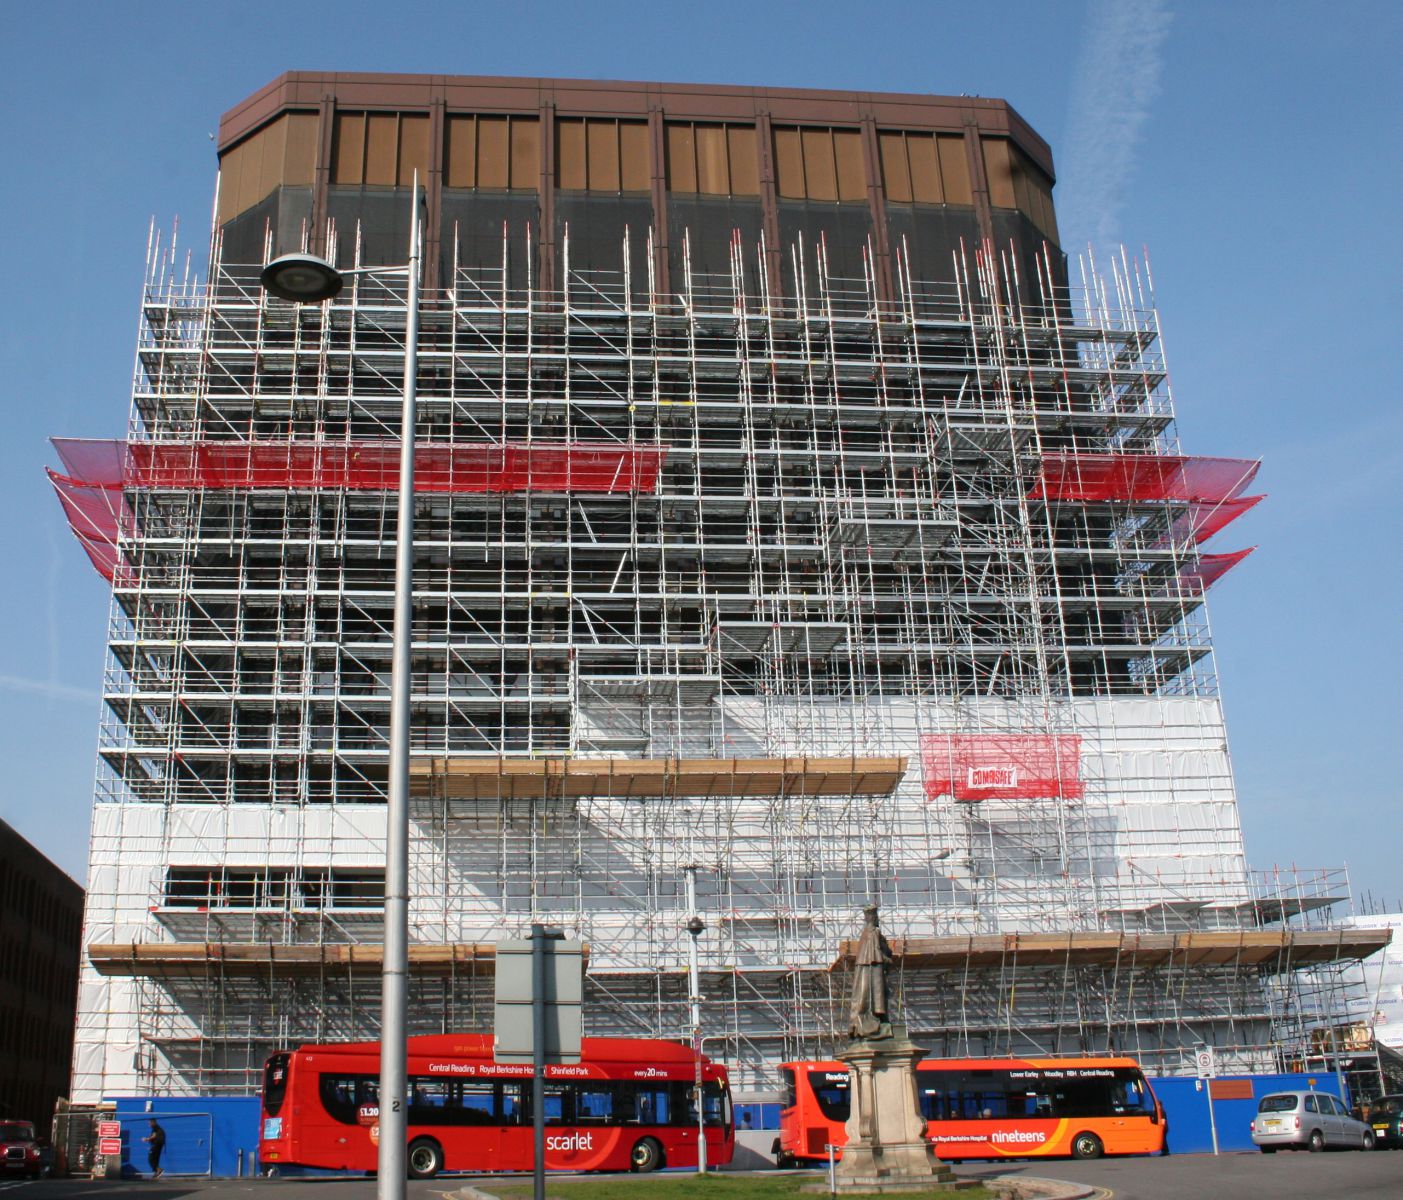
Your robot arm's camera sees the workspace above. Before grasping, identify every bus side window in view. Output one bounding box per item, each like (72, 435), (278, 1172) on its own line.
(576, 1086), (614, 1123)
(613, 1084), (638, 1124)
(781, 1068), (798, 1110)
(498, 1082), (525, 1124)
(458, 1082), (495, 1124)
(1118, 1075), (1148, 1113)
(676, 1081), (700, 1124)
(409, 1077), (450, 1123)
(1053, 1081), (1114, 1118)
(703, 1081), (727, 1127)
(318, 1074), (359, 1124)
(975, 1091), (1009, 1119)
(636, 1087), (670, 1126)
(541, 1084), (573, 1126)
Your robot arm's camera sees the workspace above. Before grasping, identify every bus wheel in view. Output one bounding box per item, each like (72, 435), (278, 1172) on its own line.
(407, 1138), (444, 1179)
(630, 1137), (664, 1173)
(1071, 1132), (1103, 1160)
(263, 1166), (281, 1178)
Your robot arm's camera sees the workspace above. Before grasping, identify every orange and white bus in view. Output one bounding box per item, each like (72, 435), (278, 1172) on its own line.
(778, 1056), (1164, 1163)
(260, 1033), (732, 1177)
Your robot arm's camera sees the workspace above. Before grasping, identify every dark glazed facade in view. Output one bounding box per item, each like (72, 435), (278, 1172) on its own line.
(0, 821), (83, 1128)
(216, 73), (1060, 298)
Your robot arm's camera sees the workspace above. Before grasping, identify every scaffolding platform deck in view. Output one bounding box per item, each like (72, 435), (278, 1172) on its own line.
(409, 754), (908, 800)
(835, 928), (1394, 971)
(89, 940), (507, 978)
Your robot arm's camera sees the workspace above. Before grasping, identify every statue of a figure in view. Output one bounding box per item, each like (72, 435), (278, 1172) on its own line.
(847, 904), (893, 1040)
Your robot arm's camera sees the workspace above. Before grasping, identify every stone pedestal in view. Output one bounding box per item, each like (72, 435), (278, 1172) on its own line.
(827, 1025), (959, 1193)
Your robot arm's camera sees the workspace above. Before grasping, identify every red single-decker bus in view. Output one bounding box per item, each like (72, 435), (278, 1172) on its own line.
(259, 1033), (733, 1177)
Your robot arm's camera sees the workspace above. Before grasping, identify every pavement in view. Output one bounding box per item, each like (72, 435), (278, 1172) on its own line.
(2, 1150), (1402, 1200)
(956, 1149), (1403, 1199)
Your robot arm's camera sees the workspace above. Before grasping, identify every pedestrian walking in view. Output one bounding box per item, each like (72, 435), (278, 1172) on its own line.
(142, 1119), (166, 1179)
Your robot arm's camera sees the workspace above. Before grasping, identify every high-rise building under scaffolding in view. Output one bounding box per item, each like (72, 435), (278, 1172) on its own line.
(53, 74), (1387, 1102)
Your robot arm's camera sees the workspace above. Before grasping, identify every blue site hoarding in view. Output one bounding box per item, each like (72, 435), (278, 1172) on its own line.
(103, 1071), (1348, 1175)
(1148, 1073), (1348, 1154)
(107, 1097), (261, 1178)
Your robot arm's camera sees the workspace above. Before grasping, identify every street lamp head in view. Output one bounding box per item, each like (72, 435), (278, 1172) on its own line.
(260, 253), (344, 303)
(686, 915), (705, 937)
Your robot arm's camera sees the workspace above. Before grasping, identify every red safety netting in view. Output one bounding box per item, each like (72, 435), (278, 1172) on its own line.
(920, 733), (1084, 803)
(1163, 495), (1264, 545)
(52, 438), (127, 487)
(52, 438), (666, 494)
(1031, 453), (1260, 504)
(1178, 548), (1255, 594)
(49, 437), (668, 582)
(48, 470), (128, 582)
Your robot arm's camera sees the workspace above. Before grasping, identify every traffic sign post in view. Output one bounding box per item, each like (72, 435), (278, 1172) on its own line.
(1195, 1047), (1220, 1155)
(495, 928), (583, 1200)
(494, 929), (583, 1063)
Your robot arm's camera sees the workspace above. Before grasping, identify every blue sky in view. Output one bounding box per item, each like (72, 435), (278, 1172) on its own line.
(2, 0), (1400, 906)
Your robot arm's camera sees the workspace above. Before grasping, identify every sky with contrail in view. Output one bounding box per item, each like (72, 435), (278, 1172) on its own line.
(1057, 0), (1174, 254)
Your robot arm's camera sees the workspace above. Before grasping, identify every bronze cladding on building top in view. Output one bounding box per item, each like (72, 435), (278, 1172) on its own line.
(215, 72), (1060, 298)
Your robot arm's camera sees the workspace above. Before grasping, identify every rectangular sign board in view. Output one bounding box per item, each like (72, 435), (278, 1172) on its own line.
(1208, 1078), (1254, 1101)
(97, 1121), (120, 1140)
(98, 1138), (122, 1156)
(493, 936), (583, 1065)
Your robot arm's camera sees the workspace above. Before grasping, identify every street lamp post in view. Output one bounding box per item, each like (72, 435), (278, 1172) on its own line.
(684, 864), (707, 1174)
(259, 177), (421, 1200)
(379, 176), (421, 1200)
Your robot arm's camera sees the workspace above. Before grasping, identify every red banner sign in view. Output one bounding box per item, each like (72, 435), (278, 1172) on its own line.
(921, 733), (1084, 802)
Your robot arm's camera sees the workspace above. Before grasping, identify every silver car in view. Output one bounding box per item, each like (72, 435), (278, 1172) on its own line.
(1251, 1090), (1376, 1152)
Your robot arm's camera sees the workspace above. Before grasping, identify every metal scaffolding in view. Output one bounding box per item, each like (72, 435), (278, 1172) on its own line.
(59, 219), (1382, 1100)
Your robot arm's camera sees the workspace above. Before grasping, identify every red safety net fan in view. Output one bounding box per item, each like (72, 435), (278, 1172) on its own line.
(47, 437), (667, 582)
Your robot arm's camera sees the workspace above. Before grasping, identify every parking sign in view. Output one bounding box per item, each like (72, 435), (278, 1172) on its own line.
(1195, 1047), (1217, 1079)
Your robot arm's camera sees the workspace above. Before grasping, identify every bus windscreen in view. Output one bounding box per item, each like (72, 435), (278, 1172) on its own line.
(807, 1070), (851, 1122)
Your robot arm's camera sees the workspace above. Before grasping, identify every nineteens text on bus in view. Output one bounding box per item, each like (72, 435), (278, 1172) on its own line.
(775, 1056), (1164, 1164)
(259, 1033), (733, 1177)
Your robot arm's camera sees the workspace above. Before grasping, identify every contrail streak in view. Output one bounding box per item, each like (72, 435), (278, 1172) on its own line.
(1058, 0), (1173, 253)
(0, 673), (93, 704)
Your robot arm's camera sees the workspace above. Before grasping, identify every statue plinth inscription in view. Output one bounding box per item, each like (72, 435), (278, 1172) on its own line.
(814, 905), (960, 1194)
